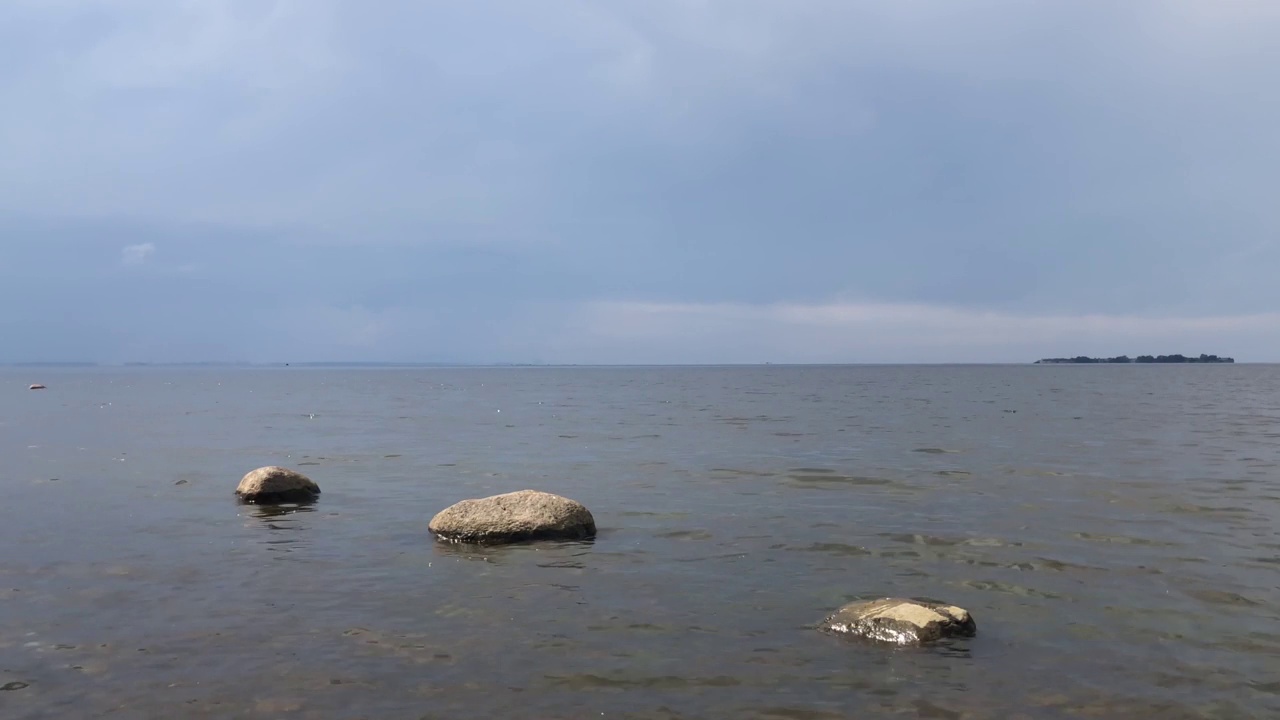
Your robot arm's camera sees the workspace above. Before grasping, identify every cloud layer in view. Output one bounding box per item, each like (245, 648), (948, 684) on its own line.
(1, 1), (1277, 362)
(549, 301), (1280, 364)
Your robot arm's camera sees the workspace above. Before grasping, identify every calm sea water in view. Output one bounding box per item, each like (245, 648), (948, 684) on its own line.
(2, 365), (1279, 719)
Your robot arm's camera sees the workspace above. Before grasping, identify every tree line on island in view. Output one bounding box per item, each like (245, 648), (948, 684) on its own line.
(1035, 354), (1235, 364)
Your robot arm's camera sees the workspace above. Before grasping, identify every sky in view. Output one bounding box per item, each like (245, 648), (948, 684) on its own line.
(1, 0), (1278, 364)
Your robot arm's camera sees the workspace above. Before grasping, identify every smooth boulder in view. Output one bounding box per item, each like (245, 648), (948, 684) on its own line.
(429, 489), (596, 544)
(821, 598), (976, 644)
(235, 466), (320, 504)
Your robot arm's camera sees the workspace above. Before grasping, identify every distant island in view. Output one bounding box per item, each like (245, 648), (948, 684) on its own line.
(1035, 354), (1234, 364)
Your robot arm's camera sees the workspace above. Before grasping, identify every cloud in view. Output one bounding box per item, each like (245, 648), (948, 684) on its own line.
(1, 2), (1279, 362)
(120, 242), (155, 265)
(539, 301), (1279, 365)
(3, 0), (1277, 242)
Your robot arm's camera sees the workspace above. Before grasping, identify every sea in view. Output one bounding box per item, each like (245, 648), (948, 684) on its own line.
(2, 364), (1279, 719)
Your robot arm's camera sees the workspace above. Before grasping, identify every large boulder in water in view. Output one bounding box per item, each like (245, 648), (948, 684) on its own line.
(820, 598), (976, 644)
(235, 466), (320, 504)
(429, 489), (596, 544)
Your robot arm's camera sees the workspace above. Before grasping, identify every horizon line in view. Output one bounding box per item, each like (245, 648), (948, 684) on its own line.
(2, 359), (1267, 368)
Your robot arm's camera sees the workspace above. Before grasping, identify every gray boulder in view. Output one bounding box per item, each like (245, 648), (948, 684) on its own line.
(821, 598), (976, 644)
(235, 466), (320, 504)
(429, 489), (596, 544)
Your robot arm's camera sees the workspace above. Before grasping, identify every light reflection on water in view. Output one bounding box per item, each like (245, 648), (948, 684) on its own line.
(1, 365), (1279, 718)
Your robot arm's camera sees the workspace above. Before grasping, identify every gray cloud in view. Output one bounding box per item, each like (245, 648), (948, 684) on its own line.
(1, 1), (1278, 362)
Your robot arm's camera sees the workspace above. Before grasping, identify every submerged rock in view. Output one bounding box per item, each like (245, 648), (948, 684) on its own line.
(820, 598), (976, 644)
(235, 466), (320, 504)
(429, 489), (596, 544)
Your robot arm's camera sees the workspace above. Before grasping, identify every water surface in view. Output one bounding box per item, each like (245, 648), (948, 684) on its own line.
(2, 365), (1279, 718)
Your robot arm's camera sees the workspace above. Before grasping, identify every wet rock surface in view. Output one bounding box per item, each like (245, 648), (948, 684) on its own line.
(821, 598), (976, 644)
(429, 489), (596, 544)
(234, 466), (320, 504)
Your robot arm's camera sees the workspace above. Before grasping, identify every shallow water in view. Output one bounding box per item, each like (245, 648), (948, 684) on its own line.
(2, 365), (1279, 718)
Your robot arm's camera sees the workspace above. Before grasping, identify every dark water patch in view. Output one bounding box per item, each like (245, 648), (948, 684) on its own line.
(709, 468), (777, 478)
(584, 622), (679, 637)
(913, 700), (966, 719)
(671, 553), (750, 563)
(535, 559), (587, 569)
(913, 447), (960, 454)
(1074, 532), (1179, 547)
(544, 674), (742, 690)
(788, 542), (872, 557)
(959, 579), (1064, 599)
(1164, 504), (1255, 515)
(1032, 556), (1106, 572)
(880, 533), (1021, 548)
(656, 530), (713, 541)
(1182, 588), (1261, 607)
(876, 549), (923, 559)
(955, 558), (1013, 570)
(753, 708), (847, 720)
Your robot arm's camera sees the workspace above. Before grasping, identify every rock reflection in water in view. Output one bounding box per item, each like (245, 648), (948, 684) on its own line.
(429, 537), (596, 568)
(243, 501), (317, 554)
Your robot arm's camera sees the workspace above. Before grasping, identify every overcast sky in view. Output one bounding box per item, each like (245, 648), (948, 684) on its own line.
(2, 1), (1278, 363)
